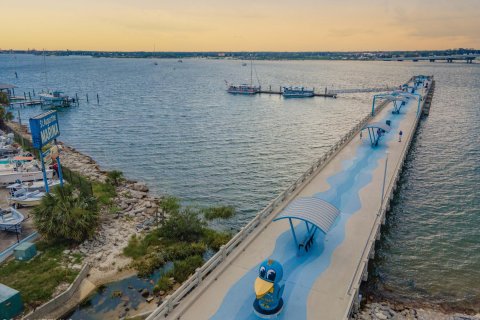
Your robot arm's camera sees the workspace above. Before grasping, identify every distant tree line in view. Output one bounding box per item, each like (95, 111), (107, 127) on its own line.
(1, 48), (479, 60)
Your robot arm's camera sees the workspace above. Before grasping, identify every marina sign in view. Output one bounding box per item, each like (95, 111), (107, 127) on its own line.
(29, 110), (60, 149)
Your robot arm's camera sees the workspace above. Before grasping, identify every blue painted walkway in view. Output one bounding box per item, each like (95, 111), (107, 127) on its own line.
(161, 83), (426, 320)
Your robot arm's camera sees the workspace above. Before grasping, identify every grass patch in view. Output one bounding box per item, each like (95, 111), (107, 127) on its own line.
(109, 205), (121, 215)
(202, 206), (235, 220)
(92, 181), (116, 205)
(0, 241), (78, 311)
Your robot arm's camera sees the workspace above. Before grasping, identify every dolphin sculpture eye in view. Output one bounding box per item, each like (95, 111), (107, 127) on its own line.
(266, 269), (276, 282)
(259, 266), (266, 278)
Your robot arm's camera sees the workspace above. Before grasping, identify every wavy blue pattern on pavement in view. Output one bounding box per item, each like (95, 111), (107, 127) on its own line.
(211, 98), (414, 320)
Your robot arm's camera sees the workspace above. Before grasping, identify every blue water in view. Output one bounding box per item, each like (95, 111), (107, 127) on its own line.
(1, 55), (479, 312)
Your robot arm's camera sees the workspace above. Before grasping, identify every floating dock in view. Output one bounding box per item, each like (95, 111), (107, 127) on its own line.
(146, 76), (435, 320)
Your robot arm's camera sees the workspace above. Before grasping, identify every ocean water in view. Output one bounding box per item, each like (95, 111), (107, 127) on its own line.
(0, 55), (478, 311)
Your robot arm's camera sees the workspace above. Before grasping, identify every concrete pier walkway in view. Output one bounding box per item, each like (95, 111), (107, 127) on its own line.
(148, 78), (431, 320)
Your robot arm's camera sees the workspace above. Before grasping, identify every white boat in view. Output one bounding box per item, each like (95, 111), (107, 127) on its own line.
(227, 59), (261, 95)
(6, 179), (62, 192)
(282, 86), (315, 98)
(39, 91), (75, 108)
(9, 189), (45, 207)
(0, 169), (54, 186)
(0, 207), (25, 233)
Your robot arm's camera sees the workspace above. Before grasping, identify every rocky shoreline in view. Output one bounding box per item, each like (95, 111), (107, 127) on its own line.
(353, 302), (480, 320)
(6, 121), (163, 284)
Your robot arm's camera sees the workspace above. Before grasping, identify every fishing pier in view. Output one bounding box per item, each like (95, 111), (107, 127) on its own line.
(144, 75), (435, 320)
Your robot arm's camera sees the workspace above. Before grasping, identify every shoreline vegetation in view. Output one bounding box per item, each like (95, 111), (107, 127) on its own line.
(123, 197), (234, 293)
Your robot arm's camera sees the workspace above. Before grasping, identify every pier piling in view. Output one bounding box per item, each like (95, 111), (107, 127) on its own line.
(96, 94), (100, 104)
(86, 94), (89, 103)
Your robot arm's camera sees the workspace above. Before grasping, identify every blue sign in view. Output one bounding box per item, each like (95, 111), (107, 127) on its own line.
(29, 111), (60, 149)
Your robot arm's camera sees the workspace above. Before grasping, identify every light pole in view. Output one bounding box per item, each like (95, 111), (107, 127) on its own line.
(380, 151), (389, 210)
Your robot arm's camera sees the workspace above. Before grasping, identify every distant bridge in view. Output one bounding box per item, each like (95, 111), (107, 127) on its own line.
(380, 54), (478, 63)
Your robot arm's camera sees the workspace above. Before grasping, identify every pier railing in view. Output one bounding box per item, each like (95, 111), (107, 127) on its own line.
(146, 98), (392, 320)
(342, 80), (434, 319)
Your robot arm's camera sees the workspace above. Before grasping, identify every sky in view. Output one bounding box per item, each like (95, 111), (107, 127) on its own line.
(2, 0), (479, 51)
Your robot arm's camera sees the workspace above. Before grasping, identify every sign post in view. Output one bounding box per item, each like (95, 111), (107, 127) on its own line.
(29, 110), (63, 193)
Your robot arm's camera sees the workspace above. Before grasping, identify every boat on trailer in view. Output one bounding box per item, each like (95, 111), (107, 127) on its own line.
(0, 169), (54, 186)
(7, 179), (61, 193)
(0, 207), (25, 233)
(282, 86), (315, 98)
(9, 189), (45, 207)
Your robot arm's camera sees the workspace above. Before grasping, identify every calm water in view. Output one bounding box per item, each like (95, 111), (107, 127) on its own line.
(1, 55), (478, 311)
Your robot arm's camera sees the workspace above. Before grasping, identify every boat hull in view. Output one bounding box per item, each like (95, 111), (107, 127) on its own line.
(0, 170), (54, 185)
(12, 199), (42, 207)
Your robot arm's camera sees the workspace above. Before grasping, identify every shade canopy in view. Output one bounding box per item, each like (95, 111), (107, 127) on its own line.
(274, 197), (340, 234)
(363, 122), (391, 133)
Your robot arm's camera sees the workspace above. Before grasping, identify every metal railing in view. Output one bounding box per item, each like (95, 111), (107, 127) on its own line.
(146, 98), (392, 320)
(342, 80), (434, 320)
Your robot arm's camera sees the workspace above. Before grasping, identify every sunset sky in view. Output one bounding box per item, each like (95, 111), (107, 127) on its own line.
(2, 0), (479, 51)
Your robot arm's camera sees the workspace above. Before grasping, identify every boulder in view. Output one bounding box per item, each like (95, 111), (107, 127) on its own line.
(132, 182), (149, 192)
(141, 289), (149, 297)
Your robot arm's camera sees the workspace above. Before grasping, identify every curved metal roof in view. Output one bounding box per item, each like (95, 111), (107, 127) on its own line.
(273, 198), (340, 234)
(363, 122), (391, 132)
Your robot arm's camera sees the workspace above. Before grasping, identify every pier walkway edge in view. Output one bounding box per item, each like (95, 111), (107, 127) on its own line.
(145, 76), (435, 320)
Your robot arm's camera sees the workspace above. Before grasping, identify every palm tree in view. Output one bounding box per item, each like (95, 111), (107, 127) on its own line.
(33, 185), (99, 242)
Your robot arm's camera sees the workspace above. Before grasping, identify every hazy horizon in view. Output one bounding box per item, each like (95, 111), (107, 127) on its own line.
(3, 0), (480, 51)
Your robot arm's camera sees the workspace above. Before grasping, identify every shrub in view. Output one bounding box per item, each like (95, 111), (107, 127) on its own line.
(32, 185), (99, 242)
(202, 229), (232, 250)
(163, 242), (207, 261)
(123, 235), (148, 259)
(159, 207), (205, 242)
(160, 196), (180, 215)
(106, 170), (124, 186)
(131, 252), (165, 277)
(170, 255), (203, 283)
(154, 275), (173, 293)
(203, 206), (235, 220)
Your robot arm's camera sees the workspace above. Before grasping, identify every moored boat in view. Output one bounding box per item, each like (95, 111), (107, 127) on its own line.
(227, 84), (261, 95)
(227, 59), (261, 95)
(282, 86), (315, 98)
(39, 91), (75, 108)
